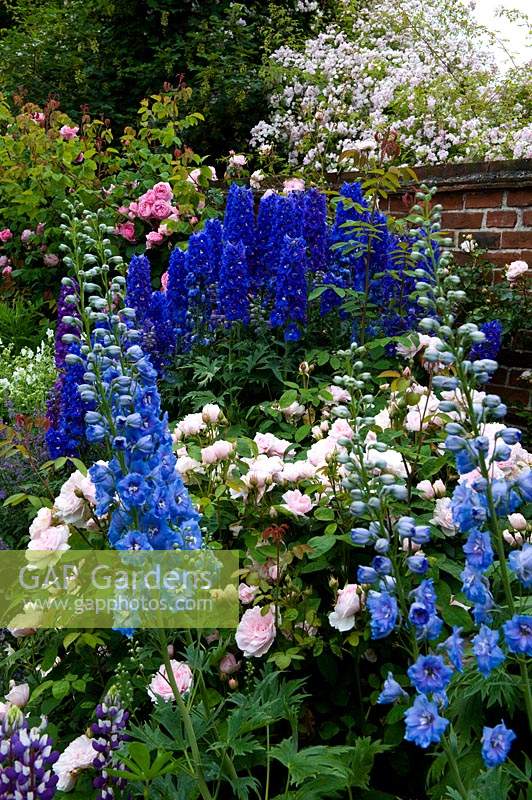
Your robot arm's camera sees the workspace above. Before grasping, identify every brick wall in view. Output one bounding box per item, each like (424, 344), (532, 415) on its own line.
(382, 159), (532, 412)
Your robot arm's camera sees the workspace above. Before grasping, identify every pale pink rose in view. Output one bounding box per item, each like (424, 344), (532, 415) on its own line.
(503, 529), (525, 547)
(115, 221), (136, 242)
(329, 418), (354, 442)
(146, 231), (164, 249)
(254, 432), (291, 456)
(430, 497), (457, 536)
(54, 470), (95, 527)
(365, 439), (407, 478)
(0, 228), (13, 242)
(59, 125), (79, 140)
(43, 253), (59, 267)
(281, 401), (305, 421)
(0, 702), (8, 721)
(229, 153), (247, 168)
(205, 630), (220, 644)
(328, 584), (364, 632)
(280, 460), (316, 483)
(20, 229), (33, 244)
(219, 653), (241, 675)
(31, 112), (45, 125)
(151, 199), (173, 220)
(161, 271), (169, 291)
(506, 260), (528, 284)
(128, 201), (139, 217)
(234, 455), (284, 500)
(27, 524), (70, 553)
(281, 489), (313, 516)
(416, 479), (435, 499)
(54, 735), (96, 792)
(36, 222), (45, 236)
(175, 413), (206, 438)
(402, 538), (421, 553)
(175, 455), (203, 479)
(201, 440), (234, 465)
(508, 513), (527, 531)
(268, 564), (279, 581)
(327, 385), (351, 404)
(117, 205), (129, 215)
(0, 255), (8, 267)
(201, 403), (222, 423)
(283, 177), (305, 192)
(433, 479), (446, 497)
(404, 393), (442, 432)
(238, 582), (258, 604)
(158, 223), (171, 236)
(8, 625), (37, 638)
(152, 181), (173, 200)
(374, 408), (392, 430)
(307, 436), (337, 468)
(29, 507), (54, 540)
(148, 660), (193, 702)
(235, 606), (276, 658)
(5, 682), (29, 708)
(2, 265), (12, 277)
(137, 197), (153, 219)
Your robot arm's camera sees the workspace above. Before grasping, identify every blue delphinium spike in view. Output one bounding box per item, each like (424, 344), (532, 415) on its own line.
(167, 247), (188, 330)
(217, 240), (250, 325)
(223, 183), (256, 273)
(270, 235), (308, 341)
(303, 187), (329, 274)
(125, 254), (152, 322)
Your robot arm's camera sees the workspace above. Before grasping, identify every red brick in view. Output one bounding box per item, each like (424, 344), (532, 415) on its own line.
(492, 368), (509, 385)
(523, 210), (532, 227)
(458, 231), (500, 249)
(496, 386), (531, 406)
(438, 192), (464, 210)
(486, 251), (522, 268)
(464, 190), (503, 209)
(501, 231), (532, 249)
(486, 210), (517, 228)
(442, 211), (483, 229)
(506, 189), (532, 207)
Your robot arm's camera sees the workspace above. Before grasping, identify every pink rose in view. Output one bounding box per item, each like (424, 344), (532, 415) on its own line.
(0, 256), (8, 268)
(31, 112), (45, 126)
(235, 606), (276, 658)
(36, 222), (45, 236)
(175, 413), (206, 438)
(161, 271), (169, 292)
(254, 432), (291, 456)
(281, 489), (313, 516)
(153, 181), (173, 200)
(4, 682), (29, 708)
(201, 440), (234, 465)
(219, 653), (241, 675)
(508, 513), (527, 531)
(128, 201), (139, 217)
(151, 199), (173, 220)
(238, 583), (258, 604)
(148, 660), (193, 702)
(29, 507), (54, 539)
(116, 221), (136, 242)
(44, 253), (59, 267)
(430, 497), (457, 536)
(54, 734), (95, 792)
(146, 231), (164, 249)
(2, 265), (12, 278)
(20, 229), (33, 244)
(329, 418), (354, 441)
(0, 228), (13, 242)
(328, 584), (364, 632)
(506, 260), (528, 284)
(327, 385), (351, 404)
(137, 197), (153, 219)
(201, 403), (222, 423)
(59, 125), (79, 141)
(283, 177), (305, 193)
(280, 460), (316, 483)
(27, 524), (70, 552)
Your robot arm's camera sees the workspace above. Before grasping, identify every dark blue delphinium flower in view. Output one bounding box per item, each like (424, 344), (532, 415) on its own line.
(407, 655), (453, 695)
(53, 280), (81, 370)
(256, 192), (279, 289)
(378, 672), (408, 704)
(472, 625), (505, 676)
(366, 590), (398, 639)
(481, 722), (516, 768)
(125, 254), (152, 321)
(223, 183), (256, 272)
(185, 229), (219, 333)
(217, 240), (250, 325)
(463, 528), (494, 572)
(166, 247), (188, 331)
(46, 342), (91, 458)
(144, 290), (176, 374)
(270, 235), (308, 341)
(404, 694), (449, 748)
(204, 217), (224, 276)
(503, 614), (532, 656)
(302, 187), (328, 274)
(469, 320), (503, 361)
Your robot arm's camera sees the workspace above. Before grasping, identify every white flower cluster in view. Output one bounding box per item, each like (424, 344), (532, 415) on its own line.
(0, 330), (56, 415)
(250, 0), (531, 168)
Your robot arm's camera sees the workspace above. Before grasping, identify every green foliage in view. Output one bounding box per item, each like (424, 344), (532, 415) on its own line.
(0, 328), (56, 415)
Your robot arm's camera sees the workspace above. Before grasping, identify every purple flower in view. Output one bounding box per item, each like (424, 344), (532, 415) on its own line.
(481, 721), (516, 768)
(404, 694), (449, 748)
(91, 690), (130, 800)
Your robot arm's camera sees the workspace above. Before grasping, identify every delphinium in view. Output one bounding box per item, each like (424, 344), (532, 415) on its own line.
(57, 203), (203, 554)
(270, 235), (308, 342)
(469, 319), (503, 362)
(0, 705), (59, 800)
(91, 689), (130, 800)
(217, 240), (250, 326)
(302, 186), (329, 275)
(326, 186), (530, 794)
(184, 227), (221, 344)
(222, 183), (256, 278)
(45, 341), (92, 458)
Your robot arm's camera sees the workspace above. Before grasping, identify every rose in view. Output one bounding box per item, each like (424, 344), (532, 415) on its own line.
(152, 181), (173, 200)
(201, 403), (222, 423)
(281, 489), (313, 516)
(146, 231), (164, 248)
(201, 440), (234, 465)
(148, 660), (193, 701)
(43, 253), (60, 267)
(506, 260), (528, 284)
(416, 479), (446, 499)
(20, 229), (33, 244)
(508, 513), (527, 532)
(219, 653), (241, 675)
(161, 271), (169, 291)
(430, 497), (457, 536)
(235, 606), (276, 657)
(238, 583), (258, 604)
(137, 196), (154, 219)
(329, 418), (354, 441)
(59, 125), (79, 141)
(54, 735), (96, 792)
(283, 177), (305, 192)
(151, 199), (173, 220)
(4, 682), (29, 708)
(27, 524), (70, 554)
(0, 228), (13, 242)
(328, 584), (365, 631)
(29, 507), (54, 540)
(175, 413), (206, 438)
(116, 221), (136, 242)
(54, 470), (96, 527)
(254, 432), (291, 456)
(2, 265), (12, 277)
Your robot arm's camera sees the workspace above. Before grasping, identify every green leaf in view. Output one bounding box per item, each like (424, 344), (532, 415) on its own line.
(307, 535), (336, 559)
(314, 506), (335, 521)
(279, 389), (298, 409)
